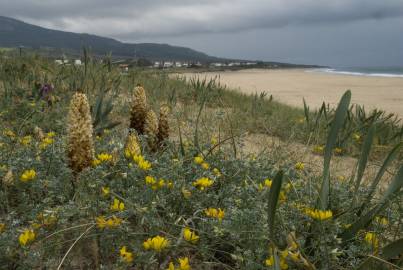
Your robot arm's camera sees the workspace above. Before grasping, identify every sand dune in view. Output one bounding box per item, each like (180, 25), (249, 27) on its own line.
(183, 69), (403, 117)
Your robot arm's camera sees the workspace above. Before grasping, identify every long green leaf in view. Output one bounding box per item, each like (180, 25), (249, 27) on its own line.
(352, 124), (376, 207)
(341, 165), (403, 242)
(357, 142), (403, 216)
(268, 170), (284, 239)
(356, 238), (403, 269)
(318, 90), (351, 210)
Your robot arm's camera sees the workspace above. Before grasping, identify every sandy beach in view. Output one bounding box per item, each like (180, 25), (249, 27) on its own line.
(183, 69), (403, 117)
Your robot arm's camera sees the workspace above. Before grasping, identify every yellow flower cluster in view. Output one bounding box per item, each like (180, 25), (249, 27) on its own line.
(204, 208), (225, 221)
(20, 135), (32, 146)
(183, 227), (199, 244)
(39, 137), (54, 149)
(92, 153), (113, 166)
(374, 216), (388, 226)
(20, 169), (36, 182)
(295, 162), (305, 171)
(19, 229), (36, 246)
(168, 257), (191, 270)
(119, 246), (134, 263)
(143, 235), (170, 252)
(133, 155), (152, 170)
(312, 145), (324, 155)
(101, 186), (110, 196)
(364, 232), (379, 248)
(145, 175), (173, 190)
(96, 215), (123, 229)
(213, 168), (222, 177)
(258, 178), (272, 190)
(265, 253), (288, 270)
(192, 177), (214, 190)
(110, 198), (125, 212)
(3, 129), (15, 137)
(304, 208), (333, 220)
(35, 212), (57, 228)
(334, 147), (343, 155)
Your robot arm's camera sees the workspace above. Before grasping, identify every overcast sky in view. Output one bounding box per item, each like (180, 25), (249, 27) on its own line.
(1, 0), (403, 67)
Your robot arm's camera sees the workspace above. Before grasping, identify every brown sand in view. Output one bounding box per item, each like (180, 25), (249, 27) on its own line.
(183, 69), (403, 117)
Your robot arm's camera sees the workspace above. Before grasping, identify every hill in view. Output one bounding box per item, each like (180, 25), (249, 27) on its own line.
(0, 16), (218, 62)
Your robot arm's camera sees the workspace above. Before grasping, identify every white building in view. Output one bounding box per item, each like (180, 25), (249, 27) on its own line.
(74, 59), (82, 65)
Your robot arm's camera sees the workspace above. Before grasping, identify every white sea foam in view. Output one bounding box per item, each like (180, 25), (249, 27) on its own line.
(308, 68), (403, 78)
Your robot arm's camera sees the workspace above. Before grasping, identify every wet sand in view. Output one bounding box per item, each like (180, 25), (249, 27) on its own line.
(182, 69), (403, 117)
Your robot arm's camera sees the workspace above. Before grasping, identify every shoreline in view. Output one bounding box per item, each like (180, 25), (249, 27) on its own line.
(181, 68), (403, 117)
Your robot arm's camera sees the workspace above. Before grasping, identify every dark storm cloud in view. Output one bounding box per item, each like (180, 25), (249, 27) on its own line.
(1, 0), (403, 38)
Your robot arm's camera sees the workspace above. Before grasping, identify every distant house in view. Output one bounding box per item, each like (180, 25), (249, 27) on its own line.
(119, 64), (129, 72)
(210, 62), (223, 67)
(55, 59), (69, 65)
(153, 61), (161, 68)
(175, 62), (182, 67)
(163, 61), (174, 68)
(74, 59), (82, 65)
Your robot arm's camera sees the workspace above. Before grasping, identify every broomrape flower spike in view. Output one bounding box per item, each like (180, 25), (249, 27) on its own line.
(183, 227), (199, 244)
(67, 92), (95, 174)
(143, 235), (170, 252)
(119, 246), (134, 263)
(19, 229), (36, 246)
(20, 169), (36, 182)
(192, 177), (214, 190)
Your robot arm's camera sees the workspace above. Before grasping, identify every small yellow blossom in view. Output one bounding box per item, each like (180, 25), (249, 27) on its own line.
(0, 223), (5, 233)
(167, 262), (175, 270)
(20, 169), (36, 182)
(295, 162), (304, 170)
(119, 246), (134, 263)
(374, 216), (388, 226)
(92, 159), (102, 166)
(182, 188), (192, 199)
(46, 131), (56, 138)
(213, 168), (222, 177)
(334, 147), (343, 155)
(39, 137), (54, 149)
(97, 153), (113, 162)
(313, 145), (324, 154)
(211, 135), (218, 145)
(178, 257), (191, 270)
(20, 136), (32, 146)
(137, 156), (152, 170)
(193, 177), (214, 190)
(204, 208), (225, 221)
(201, 162), (210, 170)
(19, 229), (36, 246)
(110, 198), (125, 212)
(194, 155), (204, 164)
(364, 232), (379, 248)
(337, 175), (346, 182)
(143, 235), (170, 252)
(3, 129), (15, 137)
(304, 208), (333, 220)
(96, 215), (123, 229)
(183, 227), (199, 244)
(353, 133), (361, 142)
(101, 186), (110, 196)
(265, 255), (288, 269)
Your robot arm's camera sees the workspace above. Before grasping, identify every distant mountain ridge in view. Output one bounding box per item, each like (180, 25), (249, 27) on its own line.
(0, 16), (218, 62)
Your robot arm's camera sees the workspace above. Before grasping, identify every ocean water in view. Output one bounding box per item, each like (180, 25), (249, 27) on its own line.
(311, 66), (403, 78)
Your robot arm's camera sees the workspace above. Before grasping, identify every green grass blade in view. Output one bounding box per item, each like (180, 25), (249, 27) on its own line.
(268, 170), (284, 239)
(303, 98), (310, 125)
(341, 165), (403, 242)
(352, 124), (376, 206)
(318, 90), (351, 210)
(357, 142), (402, 216)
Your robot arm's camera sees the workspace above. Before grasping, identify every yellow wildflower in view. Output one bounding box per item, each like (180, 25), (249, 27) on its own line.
(194, 155), (204, 164)
(119, 246), (134, 263)
(3, 129), (15, 137)
(101, 186), (110, 196)
(295, 162), (304, 171)
(313, 145), (324, 154)
(19, 229), (35, 246)
(192, 177), (214, 190)
(178, 257), (191, 270)
(20, 169), (36, 182)
(374, 216), (388, 226)
(213, 168), (221, 177)
(110, 198), (125, 212)
(143, 235), (170, 252)
(364, 232), (379, 248)
(97, 153), (113, 162)
(183, 227), (199, 244)
(337, 175), (346, 182)
(334, 147), (343, 155)
(96, 215), (122, 229)
(92, 159), (101, 166)
(265, 256), (274, 266)
(201, 162), (210, 170)
(204, 208), (225, 221)
(167, 262), (175, 270)
(20, 136), (32, 146)
(353, 133), (361, 142)
(0, 223), (5, 233)
(40, 137), (54, 149)
(46, 131), (56, 138)
(182, 188), (192, 199)
(265, 255), (288, 269)
(137, 157), (152, 170)
(304, 208), (333, 220)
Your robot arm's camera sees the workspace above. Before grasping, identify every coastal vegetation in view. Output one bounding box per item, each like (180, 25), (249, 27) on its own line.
(0, 52), (402, 269)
